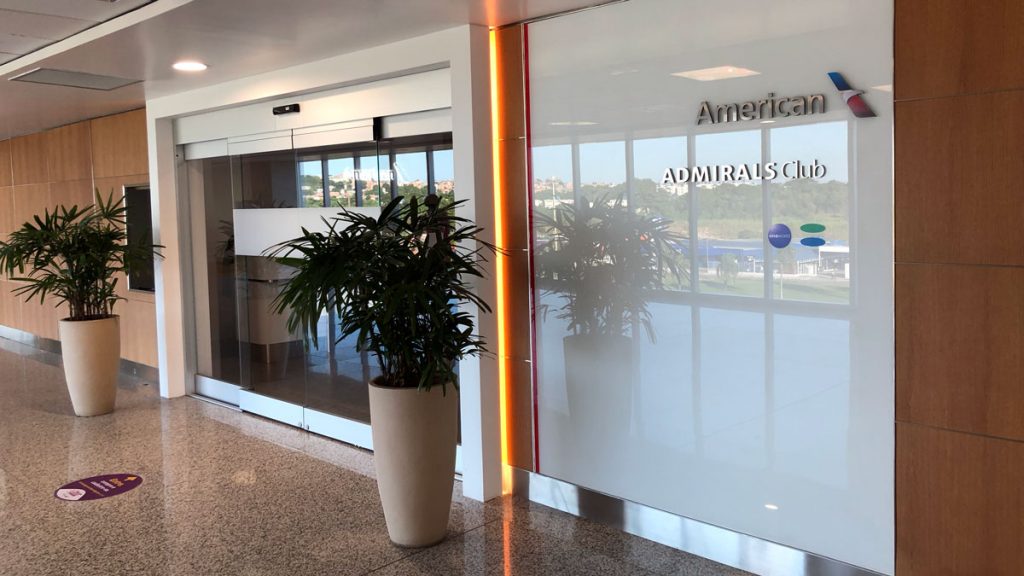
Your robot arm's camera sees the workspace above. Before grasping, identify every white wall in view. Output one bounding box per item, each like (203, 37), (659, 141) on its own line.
(145, 25), (502, 502)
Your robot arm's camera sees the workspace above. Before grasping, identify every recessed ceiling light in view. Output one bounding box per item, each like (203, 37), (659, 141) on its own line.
(872, 84), (892, 92)
(764, 503), (780, 511)
(549, 121), (598, 126)
(672, 66), (760, 81)
(173, 61), (208, 72)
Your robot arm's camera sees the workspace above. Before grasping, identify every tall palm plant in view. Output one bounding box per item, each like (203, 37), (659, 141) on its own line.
(268, 195), (495, 391)
(0, 192), (159, 320)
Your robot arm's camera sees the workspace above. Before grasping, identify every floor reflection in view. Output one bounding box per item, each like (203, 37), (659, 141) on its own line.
(0, 336), (748, 575)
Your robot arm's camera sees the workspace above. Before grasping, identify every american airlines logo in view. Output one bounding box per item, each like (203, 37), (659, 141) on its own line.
(693, 71), (877, 125)
(827, 72), (876, 118)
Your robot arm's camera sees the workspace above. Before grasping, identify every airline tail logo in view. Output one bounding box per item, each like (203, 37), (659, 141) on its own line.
(828, 72), (875, 118)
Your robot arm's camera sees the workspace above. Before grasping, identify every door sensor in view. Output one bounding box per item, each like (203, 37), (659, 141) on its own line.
(273, 104), (300, 115)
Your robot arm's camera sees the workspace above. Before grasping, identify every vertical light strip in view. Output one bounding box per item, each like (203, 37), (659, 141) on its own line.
(489, 28), (511, 492)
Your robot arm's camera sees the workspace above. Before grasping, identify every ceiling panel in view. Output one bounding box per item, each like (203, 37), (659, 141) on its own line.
(0, 0), (152, 22)
(0, 9), (90, 40)
(0, 32), (49, 55)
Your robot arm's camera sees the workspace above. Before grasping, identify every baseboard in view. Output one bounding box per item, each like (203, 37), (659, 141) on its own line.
(0, 324), (159, 382)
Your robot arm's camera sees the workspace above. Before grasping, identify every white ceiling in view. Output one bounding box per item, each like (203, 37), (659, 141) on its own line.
(0, 0), (606, 140)
(0, 1), (152, 64)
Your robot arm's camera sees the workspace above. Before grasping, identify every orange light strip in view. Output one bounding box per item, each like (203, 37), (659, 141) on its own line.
(489, 27), (511, 492)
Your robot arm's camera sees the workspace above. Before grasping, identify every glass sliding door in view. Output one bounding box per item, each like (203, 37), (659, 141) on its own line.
(187, 132), (456, 444)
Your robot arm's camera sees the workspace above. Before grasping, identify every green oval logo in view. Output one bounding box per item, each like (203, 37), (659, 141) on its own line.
(800, 223), (826, 233)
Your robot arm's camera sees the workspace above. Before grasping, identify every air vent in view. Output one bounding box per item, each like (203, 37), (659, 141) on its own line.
(9, 68), (140, 91)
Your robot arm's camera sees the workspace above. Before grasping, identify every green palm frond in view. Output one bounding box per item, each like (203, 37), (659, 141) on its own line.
(267, 196), (496, 392)
(0, 191), (164, 321)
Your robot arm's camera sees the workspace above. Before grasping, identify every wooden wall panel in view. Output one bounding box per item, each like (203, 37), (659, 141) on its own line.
(895, 91), (1024, 266)
(895, 1), (1024, 572)
(49, 179), (94, 214)
(0, 186), (12, 241)
(0, 281), (23, 332)
(11, 184), (50, 229)
(91, 109), (148, 179)
(0, 140), (11, 187)
(897, 423), (1024, 575)
(120, 296), (158, 367)
(47, 122), (92, 182)
(11, 132), (49, 185)
(895, 0), (1024, 101)
(897, 263), (1024, 440)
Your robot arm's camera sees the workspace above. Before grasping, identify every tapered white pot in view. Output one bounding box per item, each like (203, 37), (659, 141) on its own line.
(59, 316), (120, 417)
(369, 382), (458, 547)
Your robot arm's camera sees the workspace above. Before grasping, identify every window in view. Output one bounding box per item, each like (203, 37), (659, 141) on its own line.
(275, 133), (452, 209)
(124, 185), (156, 292)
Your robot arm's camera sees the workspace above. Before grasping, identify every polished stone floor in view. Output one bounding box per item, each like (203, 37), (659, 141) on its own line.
(0, 337), (751, 576)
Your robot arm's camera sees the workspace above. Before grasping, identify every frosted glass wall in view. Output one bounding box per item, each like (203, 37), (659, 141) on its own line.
(527, 1), (894, 572)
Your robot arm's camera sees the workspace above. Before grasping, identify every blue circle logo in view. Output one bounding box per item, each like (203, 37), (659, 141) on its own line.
(768, 223), (792, 249)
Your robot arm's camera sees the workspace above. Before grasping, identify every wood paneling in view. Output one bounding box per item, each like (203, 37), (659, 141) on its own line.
(895, 1), (1024, 571)
(896, 0), (1024, 101)
(897, 263), (1024, 440)
(120, 297), (158, 367)
(11, 132), (49, 185)
(897, 423), (1024, 575)
(895, 91), (1024, 266)
(0, 140), (11, 187)
(49, 179), (94, 214)
(0, 186), (12, 240)
(47, 122), (92, 182)
(90, 109), (148, 179)
(11, 184), (50, 229)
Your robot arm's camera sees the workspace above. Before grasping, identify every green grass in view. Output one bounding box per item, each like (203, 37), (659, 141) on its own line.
(697, 273), (849, 304)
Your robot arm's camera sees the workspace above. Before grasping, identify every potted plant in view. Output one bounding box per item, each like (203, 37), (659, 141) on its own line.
(0, 192), (161, 417)
(535, 194), (684, 443)
(268, 195), (494, 547)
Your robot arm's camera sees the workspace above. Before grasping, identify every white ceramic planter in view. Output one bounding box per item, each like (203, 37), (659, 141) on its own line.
(59, 316), (120, 417)
(368, 382), (458, 547)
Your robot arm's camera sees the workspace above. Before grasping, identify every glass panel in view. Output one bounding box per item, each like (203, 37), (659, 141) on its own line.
(632, 137), (690, 291)
(234, 150), (299, 208)
(433, 148), (455, 205)
(299, 157), (325, 207)
(578, 140), (626, 205)
(188, 156), (243, 385)
(695, 130), (763, 296)
(393, 150), (429, 204)
(357, 153), (384, 206)
(327, 155), (356, 207)
(531, 144), (574, 243)
(769, 122), (850, 303)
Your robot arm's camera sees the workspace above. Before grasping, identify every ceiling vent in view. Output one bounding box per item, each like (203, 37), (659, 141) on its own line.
(8, 68), (140, 91)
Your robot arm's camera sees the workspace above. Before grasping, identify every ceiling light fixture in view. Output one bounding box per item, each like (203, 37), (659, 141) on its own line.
(764, 503), (780, 511)
(173, 60), (208, 72)
(672, 65), (760, 81)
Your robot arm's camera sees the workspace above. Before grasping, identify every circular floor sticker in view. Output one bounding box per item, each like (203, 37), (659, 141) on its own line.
(55, 474), (143, 501)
